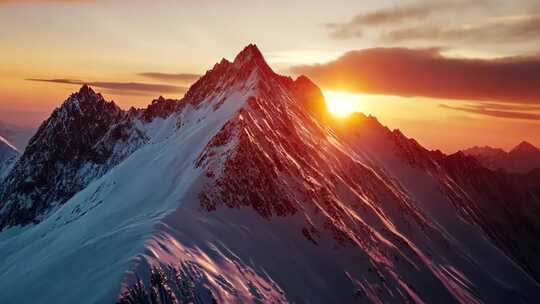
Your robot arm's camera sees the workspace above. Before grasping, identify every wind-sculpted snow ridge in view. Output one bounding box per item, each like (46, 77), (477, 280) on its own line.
(0, 44), (540, 303)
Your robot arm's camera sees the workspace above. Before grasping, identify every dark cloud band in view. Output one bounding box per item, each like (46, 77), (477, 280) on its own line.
(138, 72), (200, 83)
(26, 78), (187, 95)
(440, 104), (540, 121)
(382, 15), (540, 44)
(291, 47), (540, 105)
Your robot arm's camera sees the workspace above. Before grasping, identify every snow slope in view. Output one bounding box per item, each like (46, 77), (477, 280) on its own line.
(0, 45), (539, 303)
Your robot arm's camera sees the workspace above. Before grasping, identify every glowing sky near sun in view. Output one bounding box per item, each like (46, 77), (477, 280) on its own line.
(324, 91), (361, 118)
(1, 0), (539, 152)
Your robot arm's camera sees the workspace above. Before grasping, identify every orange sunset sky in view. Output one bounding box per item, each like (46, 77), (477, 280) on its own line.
(1, 0), (540, 152)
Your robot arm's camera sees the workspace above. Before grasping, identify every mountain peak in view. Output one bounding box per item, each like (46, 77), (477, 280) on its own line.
(511, 141), (539, 154)
(465, 141), (540, 173)
(182, 44), (276, 106)
(76, 84), (98, 98)
(234, 43), (263, 60)
(63, 84), (106, 109)
(232, 44), (271, 71)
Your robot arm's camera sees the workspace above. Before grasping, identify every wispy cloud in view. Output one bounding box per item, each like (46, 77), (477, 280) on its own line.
(138, 72), (200, 83)
(291, 47), (540, 104)
(382, 14), (540, 44)
(325, 1), (486, 40)
(474, 103), (540, 112)
(440, 104), (540, 121)
(26, 78), (187, 95)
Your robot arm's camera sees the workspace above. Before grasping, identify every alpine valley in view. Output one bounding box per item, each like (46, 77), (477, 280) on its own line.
(1, 45), (539, 304)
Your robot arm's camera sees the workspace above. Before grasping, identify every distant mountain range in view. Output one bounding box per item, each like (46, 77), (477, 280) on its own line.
(463, 141), (540, 173)
(0, 121), (36, 151)
(0, 135), (18, 181)
(1, 45), (540, 303)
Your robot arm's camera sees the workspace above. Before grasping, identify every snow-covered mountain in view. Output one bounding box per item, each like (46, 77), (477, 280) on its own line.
(1, 44), (539, 303)
(463, 141), (540, 173)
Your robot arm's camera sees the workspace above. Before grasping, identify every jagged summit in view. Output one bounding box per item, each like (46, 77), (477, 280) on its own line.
(232, 43), (269, 69)
(78, 83), (95, 96)
(182, 44), (280, 107)
(69, 84), (106, 104)
(233, 44), (263, 62)
(54, 83), (121, 119)
(194, 44), (271, 80)
(60, 45), (321, 123)
(229, 43), (276, 80)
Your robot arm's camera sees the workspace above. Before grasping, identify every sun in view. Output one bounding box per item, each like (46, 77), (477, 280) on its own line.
(323, 90), (360, 117)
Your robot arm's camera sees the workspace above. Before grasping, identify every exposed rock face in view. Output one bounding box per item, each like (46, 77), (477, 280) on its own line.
(0, 86), (151, 227)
